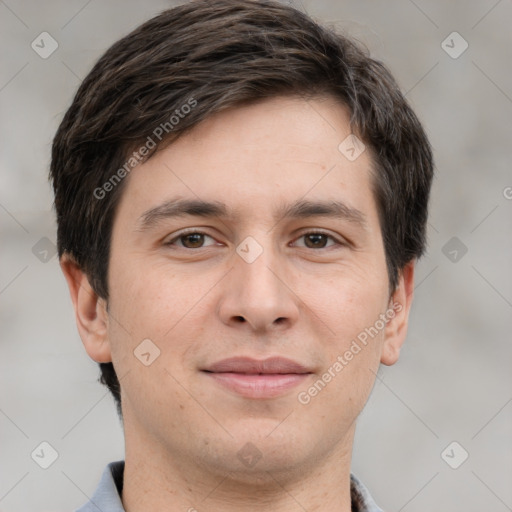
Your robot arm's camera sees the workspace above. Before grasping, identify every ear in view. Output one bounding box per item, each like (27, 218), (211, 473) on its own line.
(380, 260), (415, 366)
(60, 254), (112, 363)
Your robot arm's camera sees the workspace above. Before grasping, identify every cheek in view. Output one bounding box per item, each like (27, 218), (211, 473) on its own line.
(302, 271), (388, 401)
(109, 258), (188, 335)
(297, 283), (386, 427)
(105, 264), (202, 416)
(106, 258), (216, 375)
(311, 269), (388, 342)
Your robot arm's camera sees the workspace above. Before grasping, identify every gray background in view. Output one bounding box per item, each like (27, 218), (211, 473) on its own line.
(1, 0), (511, 510)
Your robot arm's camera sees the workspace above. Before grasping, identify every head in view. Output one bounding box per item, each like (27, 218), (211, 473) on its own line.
(50, 0), (433, 479)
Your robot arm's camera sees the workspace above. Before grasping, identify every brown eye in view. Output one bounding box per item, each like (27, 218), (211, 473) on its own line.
(293, 231), (340, 249)
(180, 233), (205, 248)
(165, 231), (217, 249)
(303, 233), (329, 248)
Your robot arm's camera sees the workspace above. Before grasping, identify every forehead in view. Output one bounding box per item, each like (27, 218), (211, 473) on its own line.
(114, 95), (379, 229)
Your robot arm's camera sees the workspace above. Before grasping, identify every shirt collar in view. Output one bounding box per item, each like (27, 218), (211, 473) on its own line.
(75, 461), (125, 512)
(350, 473), (384, 512)
(76, 461), (383, 512)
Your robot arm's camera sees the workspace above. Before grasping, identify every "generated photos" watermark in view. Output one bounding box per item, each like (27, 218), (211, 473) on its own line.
(93, 96), (197, 200)
(297, 300), (403, 405)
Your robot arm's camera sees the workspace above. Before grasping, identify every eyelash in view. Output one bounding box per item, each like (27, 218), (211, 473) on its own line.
(164, 229), (346, 250)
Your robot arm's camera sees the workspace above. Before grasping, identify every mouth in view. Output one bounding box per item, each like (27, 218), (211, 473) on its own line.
(201, 356), (313, 399)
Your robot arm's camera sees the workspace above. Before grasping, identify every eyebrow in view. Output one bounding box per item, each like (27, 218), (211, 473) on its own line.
(136, 198), (368, 231)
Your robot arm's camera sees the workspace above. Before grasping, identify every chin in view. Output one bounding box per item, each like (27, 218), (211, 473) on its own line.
(218, 428), (310, 475)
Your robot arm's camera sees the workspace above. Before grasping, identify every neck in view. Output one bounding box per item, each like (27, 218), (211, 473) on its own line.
(121, 423), (356, 512)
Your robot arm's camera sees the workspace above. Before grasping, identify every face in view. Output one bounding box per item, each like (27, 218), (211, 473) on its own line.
(66, 95), (414, 484)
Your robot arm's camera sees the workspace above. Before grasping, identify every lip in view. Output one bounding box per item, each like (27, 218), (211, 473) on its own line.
(201, 356), (313, 399)
(203, 356), (312, 374)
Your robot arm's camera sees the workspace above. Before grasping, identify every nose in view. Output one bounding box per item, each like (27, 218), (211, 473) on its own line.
(217, 243), (300, 334)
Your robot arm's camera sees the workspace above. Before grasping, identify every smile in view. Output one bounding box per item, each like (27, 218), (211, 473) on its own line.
(201, 356), (313, 399)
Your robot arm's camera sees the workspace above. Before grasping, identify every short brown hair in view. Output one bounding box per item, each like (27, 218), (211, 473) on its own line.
(50, 0), (434, 415)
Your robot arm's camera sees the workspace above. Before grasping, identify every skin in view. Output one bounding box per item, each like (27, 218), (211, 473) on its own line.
(61, 95), (415, 512)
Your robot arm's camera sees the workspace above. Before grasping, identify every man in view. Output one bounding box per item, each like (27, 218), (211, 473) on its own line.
(50, 1), (433, 510)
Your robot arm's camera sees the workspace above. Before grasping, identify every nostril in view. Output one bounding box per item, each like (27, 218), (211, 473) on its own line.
(234, 316), (245, 323)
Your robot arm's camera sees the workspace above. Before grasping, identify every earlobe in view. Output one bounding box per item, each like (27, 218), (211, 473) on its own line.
(380, 260), (415, 366)
(60, 254), (112, 363)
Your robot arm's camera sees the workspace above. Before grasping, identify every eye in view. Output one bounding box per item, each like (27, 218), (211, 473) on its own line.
(292, 231), (342, 249)
(164, 230), (218, 249)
